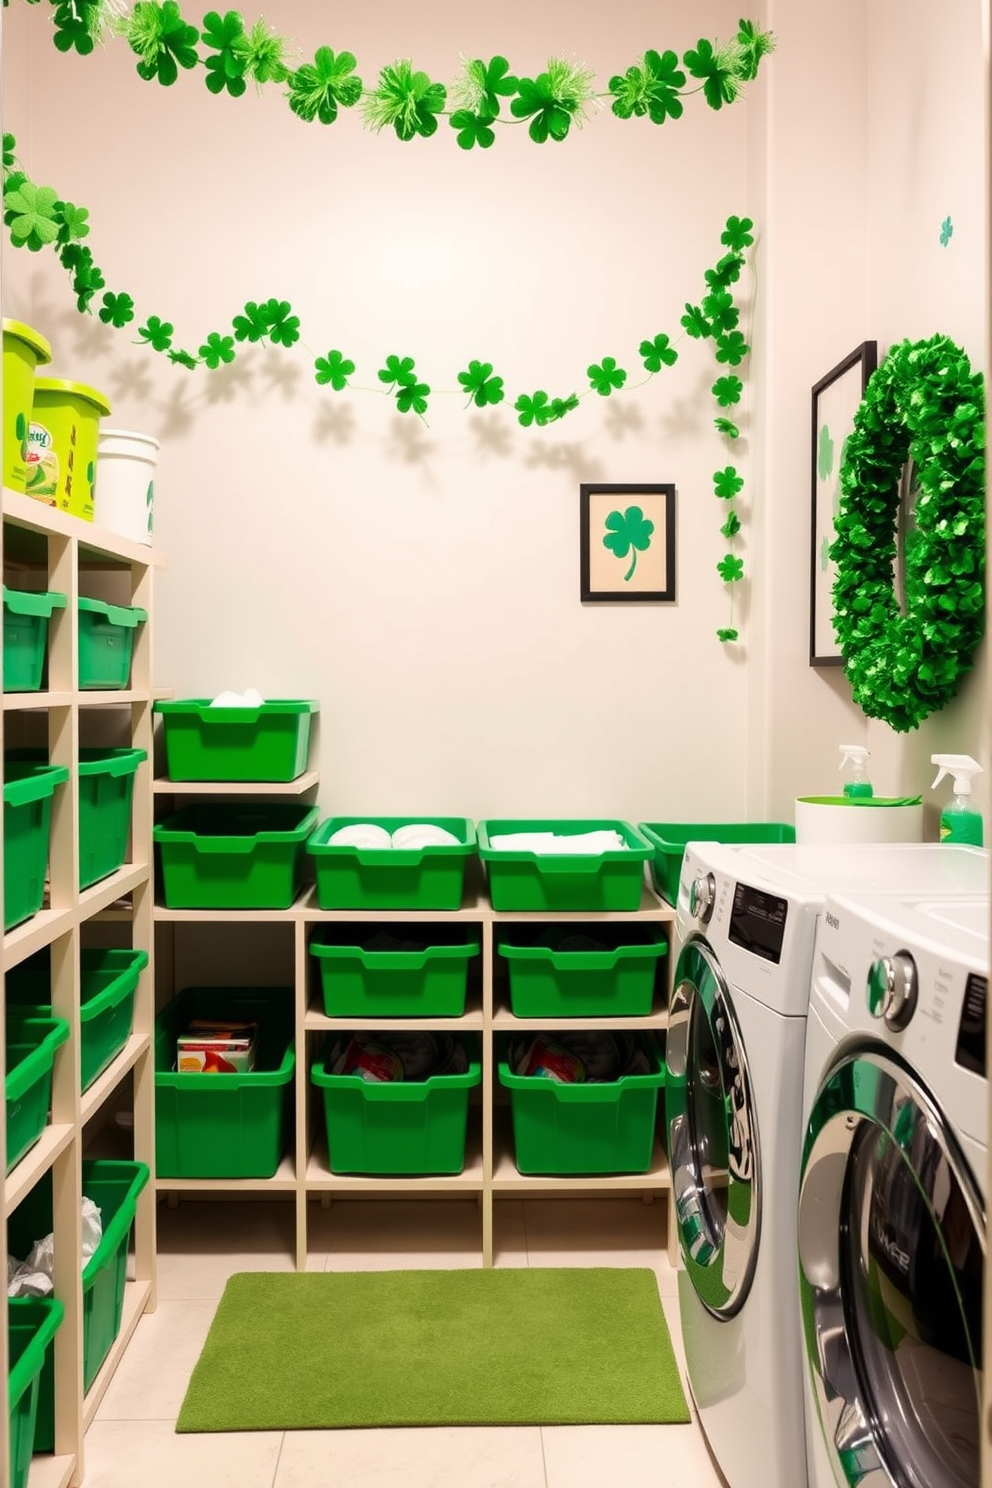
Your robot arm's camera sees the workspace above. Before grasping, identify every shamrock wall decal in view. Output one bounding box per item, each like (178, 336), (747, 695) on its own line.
(817, 423), (834, 480)
(603, 505), (655, 581)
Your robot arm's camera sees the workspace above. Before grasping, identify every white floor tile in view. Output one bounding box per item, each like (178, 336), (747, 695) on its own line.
(80, 1420), (282, 1488)
(94, 1300), (217, 1420)
(274, 1425), (547, 1488)
(542, 1422), (726, 1488)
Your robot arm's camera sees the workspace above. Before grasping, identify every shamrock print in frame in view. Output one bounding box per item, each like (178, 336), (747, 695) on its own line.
(580, 483), (676, 602)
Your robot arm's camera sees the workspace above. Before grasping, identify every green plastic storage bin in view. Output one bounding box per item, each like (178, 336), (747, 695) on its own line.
(9, 1159), (149, 1451)
(311, 925), (480, 1017)
(308, 817), (477, 911)
(79, 747), (146, 888)
(8, 1297), (64, 1488)
(4, 761), (69, 930)
(77, 596), (147, 689)
(6, 947), (147, 1093)
(498, 1034), (665, 1175)
(638, 821), (797, 904)
(155, 986), (295, 1178)
(5, 1012), (70, 1172)
(312, 1035), (480, 1175)
(154, 803), (319, 909)
(477, 820), (652, 913)
(496, 925), (668, 1018)
(154, 698), (319, 782)
(3, 588), (67, 692)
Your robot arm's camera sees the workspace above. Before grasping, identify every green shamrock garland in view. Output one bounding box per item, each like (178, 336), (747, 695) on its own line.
(830, 334), (986, 732)
(10, 1), (773, 149)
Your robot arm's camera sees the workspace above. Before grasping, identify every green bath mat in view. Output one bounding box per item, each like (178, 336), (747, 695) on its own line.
(176, 1267), (689, 1431)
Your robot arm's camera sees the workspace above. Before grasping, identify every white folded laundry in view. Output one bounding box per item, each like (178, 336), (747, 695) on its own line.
(489, 830), (628, 854)
(210, 687), (264, 708)
(326, 823), (392, 849)
(391, 823), (461, 849)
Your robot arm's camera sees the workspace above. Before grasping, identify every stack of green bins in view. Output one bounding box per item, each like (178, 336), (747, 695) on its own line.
(77, 596), (147, 689)
(498, 1033), (666, 1176)
(11, 746), (147, 888)
(8, 1160), (149, 1450)
(5, 1011), (70, 1171)
(638, 820), (796, 904)
(3, 761), (69, 930)
(477, 820), (652, 913)
(153, 803), (319, 909)
(306, 817), (477, 911)
(8, 1297), (64, 1488)
(3, 588), (66, 691)
(155, 986), (295, 1179)
(154, 698), (318, 782)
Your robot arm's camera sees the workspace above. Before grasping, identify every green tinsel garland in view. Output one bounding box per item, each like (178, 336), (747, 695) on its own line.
(830, 333), (986, 732)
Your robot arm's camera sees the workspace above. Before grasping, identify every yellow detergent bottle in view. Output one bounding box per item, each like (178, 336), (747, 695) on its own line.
(931, 754), (984, 846)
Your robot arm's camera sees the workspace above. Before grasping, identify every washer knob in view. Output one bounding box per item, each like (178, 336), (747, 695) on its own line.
(867, 952), (918, 1030)
(689, 873), (716, 923)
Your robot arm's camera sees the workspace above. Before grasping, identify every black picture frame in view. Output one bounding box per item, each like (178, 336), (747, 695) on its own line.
(810, 341), (877, 665)
(580, 482), (676, 603)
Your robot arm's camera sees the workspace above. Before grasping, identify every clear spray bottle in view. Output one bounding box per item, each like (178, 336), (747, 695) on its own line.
(930, 755), (984, 846)
(839, 745), (873, 799)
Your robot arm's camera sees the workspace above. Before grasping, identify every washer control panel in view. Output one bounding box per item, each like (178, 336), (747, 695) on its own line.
(867, 951), (918, 1030)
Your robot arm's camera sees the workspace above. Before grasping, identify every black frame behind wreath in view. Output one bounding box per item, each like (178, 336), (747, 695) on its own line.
(580, 482), (676, 602)
(810, 340), (877, 665)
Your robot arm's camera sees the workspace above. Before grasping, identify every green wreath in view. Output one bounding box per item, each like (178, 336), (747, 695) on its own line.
(830, 333), (986, 733)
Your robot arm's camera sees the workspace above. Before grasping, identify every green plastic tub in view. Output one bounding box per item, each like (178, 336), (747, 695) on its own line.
(308, 817), (477, 911)
(30, 377), (111, 520)
(8, 1297), (64, 1488)
(154, 698), (319, 783)
(310, 925), (481, 1017)
(154, 803), (319, 909)
(155, 986), (295, 1178)
(77, 596), (147, 690)
(4, 761), (69, 930)
(498, 1034), (666, 1175)
(6, 947), (147, 1092)
(497, 925), (668, 1018)
(312, 1035), (481, 1175)
(79, 747), (146, 887)
(3, 588), (67, 691)
(3, 318), (52, 493)
(477, 820), (652, 913)
(638, 821), (796, 904)
(5, 1012), (70, 1172)
(9, 1159), (149, 1450)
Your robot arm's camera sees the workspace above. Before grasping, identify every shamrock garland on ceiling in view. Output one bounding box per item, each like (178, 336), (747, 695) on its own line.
(9, 1), (774, 148)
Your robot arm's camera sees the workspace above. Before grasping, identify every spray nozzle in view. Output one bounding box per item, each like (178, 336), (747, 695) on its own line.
(839, 745), (870, 776)
(931, 754), (983, 797)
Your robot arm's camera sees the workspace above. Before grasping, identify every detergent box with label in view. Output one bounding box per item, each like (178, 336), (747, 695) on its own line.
(176, 1018), (257, 1073)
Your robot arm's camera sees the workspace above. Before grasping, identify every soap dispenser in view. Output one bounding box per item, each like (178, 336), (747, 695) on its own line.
(930, 754), (984, 845)
(839, 745), (873, 800)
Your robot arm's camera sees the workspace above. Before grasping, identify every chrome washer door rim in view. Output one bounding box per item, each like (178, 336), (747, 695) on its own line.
(666, 934), (762, 1318)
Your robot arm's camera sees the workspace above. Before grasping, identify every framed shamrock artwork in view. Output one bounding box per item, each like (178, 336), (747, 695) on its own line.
(810, 341), (877, 665)
(580, 483), (676, 602)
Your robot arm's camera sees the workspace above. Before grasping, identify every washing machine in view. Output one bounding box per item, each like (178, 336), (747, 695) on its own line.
(799, 886), (988, 1488)
(667, 841), (989, 1488)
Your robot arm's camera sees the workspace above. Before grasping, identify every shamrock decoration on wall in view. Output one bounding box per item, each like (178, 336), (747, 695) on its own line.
(603, 506), (655, 582)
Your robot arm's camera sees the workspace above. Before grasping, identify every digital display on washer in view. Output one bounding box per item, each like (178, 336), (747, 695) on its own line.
(728, 881), (788, 964)
(955, 973), (986, 1078)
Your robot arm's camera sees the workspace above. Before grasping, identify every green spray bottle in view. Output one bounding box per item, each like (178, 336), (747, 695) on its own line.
(930, 754), (984, 845)
(839, 745), (874, 799)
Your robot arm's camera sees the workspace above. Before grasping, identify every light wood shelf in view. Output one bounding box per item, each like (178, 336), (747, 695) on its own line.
(1, 492), (158, 1484)
(154, 769), (320, 795)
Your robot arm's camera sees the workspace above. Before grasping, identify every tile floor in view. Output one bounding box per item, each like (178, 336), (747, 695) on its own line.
(79, 1197), (729, 1488)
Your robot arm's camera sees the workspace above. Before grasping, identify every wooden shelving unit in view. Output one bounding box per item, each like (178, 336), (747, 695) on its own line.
(152, 799), (677, 1270)
(1, 489), (162, 1488)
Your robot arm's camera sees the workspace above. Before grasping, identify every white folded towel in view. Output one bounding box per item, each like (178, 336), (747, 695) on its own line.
(489, 830), (627, 854)
(210, 688), (264, 708)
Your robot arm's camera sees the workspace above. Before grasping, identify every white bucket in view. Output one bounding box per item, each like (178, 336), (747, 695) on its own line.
(795, 796), (924, 845)
(94, 428), (159, 545)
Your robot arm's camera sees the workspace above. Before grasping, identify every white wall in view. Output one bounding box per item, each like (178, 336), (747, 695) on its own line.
(758, 0), (989, 832)
(1, 0), (762, 823)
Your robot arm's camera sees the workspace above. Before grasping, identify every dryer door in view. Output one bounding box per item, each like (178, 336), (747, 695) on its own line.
(798, 1047), (984, 1488)
(666, 935), (761, 1318)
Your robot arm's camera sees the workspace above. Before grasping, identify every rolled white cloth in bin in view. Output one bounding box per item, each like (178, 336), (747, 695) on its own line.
(490, 830), (628, 853)
(210, 688), (264, 708)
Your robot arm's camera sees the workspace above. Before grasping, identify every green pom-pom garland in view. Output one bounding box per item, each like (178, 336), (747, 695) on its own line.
(830, 333), (986, 733)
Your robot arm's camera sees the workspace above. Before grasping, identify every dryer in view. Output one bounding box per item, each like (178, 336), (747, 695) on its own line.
(799, 888), (987, 1488)
(668, 842), (988, 1488)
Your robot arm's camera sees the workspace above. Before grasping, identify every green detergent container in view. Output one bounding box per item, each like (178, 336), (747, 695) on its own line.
(3, 320), (52, 493)
(29, 377), (111, 520)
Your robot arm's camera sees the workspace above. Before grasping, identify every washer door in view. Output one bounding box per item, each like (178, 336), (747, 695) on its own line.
(798, 1048), (984, 1488)
(666, 935), (761, 1318)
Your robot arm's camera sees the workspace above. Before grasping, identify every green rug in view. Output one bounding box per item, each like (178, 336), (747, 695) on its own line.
(176, 1267), (689, 1431)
